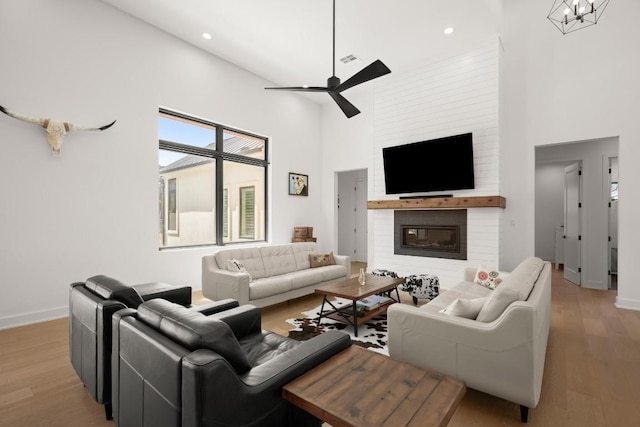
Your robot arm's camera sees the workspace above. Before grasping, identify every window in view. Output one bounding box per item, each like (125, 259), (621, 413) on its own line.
(168, 178), (177, 232)
(158, 109), (268, 249)
(240, 186), (255, 239)
(223, 188), (229, 240)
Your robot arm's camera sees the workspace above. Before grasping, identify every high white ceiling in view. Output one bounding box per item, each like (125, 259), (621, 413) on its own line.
(99, 0), (501, 103)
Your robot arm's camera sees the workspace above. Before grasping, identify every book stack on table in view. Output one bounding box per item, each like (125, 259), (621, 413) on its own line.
(356, 295), (392, 312)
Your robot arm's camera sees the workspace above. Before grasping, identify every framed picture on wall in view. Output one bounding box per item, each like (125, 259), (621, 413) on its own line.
(289, 172), (308, 196)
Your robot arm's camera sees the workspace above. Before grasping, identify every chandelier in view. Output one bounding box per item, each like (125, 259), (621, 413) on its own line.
(547, 0), (612, 34)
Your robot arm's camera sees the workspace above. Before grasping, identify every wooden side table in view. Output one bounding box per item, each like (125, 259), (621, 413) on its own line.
(283, 346), (466, 427)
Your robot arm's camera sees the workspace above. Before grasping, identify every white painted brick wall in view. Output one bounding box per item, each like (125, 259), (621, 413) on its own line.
(371, 38), (501, 289)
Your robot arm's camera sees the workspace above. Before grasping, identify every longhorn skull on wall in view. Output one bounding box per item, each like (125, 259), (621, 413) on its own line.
(0, 104), (116, 156)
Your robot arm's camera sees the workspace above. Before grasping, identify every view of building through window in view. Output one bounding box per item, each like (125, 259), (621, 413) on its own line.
(158, 110), (267, 249)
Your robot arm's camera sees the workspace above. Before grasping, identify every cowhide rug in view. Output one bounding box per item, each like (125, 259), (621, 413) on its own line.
(286, 298), (389, 355)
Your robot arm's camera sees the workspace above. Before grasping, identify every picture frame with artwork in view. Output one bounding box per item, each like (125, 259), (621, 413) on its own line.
(289, 172), (308, 196)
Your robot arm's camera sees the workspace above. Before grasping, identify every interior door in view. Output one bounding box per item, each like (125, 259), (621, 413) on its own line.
(564, 162), (582, 285)
(354, 177), (368, 262)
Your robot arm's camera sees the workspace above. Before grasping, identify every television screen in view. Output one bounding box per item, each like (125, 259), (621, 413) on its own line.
(382, 133), (474, 195)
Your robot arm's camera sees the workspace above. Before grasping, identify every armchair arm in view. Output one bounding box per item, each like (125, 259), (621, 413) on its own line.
(210, 304), (262, 338)
(192, 298), (239, 315)
(202, 255), (251, 305)
(181, 331), (350, 427)
(333, 255), (351, 280)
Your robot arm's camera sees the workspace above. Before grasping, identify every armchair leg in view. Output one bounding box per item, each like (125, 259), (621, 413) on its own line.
(520, 405), (528, 423)
(105, 403), (113, 420)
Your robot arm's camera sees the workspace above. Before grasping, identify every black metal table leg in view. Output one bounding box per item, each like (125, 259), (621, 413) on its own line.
(317, 296), (327, 329)
(352, 301), (358, 337)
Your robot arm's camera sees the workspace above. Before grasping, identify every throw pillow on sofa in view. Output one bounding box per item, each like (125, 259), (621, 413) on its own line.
(227, 259), (253, 281)
(474, 265), (505, 290)
(439, 297), (488, 319)
(309, 252), (336, 268)
(476, 287), (520, 322)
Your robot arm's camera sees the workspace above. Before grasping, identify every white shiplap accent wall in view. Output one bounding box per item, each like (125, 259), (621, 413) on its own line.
(371, 37), (500, 289)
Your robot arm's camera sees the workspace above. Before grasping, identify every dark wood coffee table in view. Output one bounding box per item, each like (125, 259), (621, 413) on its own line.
(283, 346), (466, 427)
(315, 274), (404, 337)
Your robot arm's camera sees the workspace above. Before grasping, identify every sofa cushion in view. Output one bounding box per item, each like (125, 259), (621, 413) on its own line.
(476, 287), (520, 323)
(498, 257), (545, 301)
(309, 252), (336, 268)
(440, 297), (488, 319)
(315, 264), (347, 282)
(284, 269), (325, 290)
(215, 247), (266, 280)
(473, 265), (506, 290)
(137, 299), (252, 373)
(260, 245), (297, 277)
(425, 281), (493, 312)
(239, 331), (300, 367)
(290, 241), (320, 270)
(249, 276), (293, 300)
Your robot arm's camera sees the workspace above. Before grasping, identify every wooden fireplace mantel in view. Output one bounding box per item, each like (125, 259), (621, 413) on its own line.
(367, 195), (506, 210)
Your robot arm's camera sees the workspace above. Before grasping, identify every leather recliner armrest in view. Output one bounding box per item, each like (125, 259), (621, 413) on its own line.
(192, 298), (239, 316)
(210, 305), (262, 339)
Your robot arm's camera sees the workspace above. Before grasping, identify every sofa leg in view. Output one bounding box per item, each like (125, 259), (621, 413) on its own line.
(520, 405), (528, 423)
(105, 403), (113, 420)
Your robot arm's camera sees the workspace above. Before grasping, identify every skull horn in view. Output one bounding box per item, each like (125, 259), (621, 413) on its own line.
(0, 104), (116, 156)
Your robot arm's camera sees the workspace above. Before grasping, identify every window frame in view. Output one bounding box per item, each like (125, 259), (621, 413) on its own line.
(158, 108), (269, 249)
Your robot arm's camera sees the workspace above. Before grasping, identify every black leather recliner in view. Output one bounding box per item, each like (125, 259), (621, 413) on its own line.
(69, 275), (238, 420)
(112, 299), (352, 427)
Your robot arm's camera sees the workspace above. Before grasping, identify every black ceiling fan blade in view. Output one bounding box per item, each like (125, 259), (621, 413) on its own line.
(264, 86), (330, 92)
(336, 59), (391, 93)
(328, 91), (360, 118)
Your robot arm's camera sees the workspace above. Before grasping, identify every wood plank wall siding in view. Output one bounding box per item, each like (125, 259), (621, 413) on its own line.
(370, 38), (502, 283)
(367, 196), (506, 210)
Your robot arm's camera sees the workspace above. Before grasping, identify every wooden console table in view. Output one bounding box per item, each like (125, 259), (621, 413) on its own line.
(283, 346), (466, 427)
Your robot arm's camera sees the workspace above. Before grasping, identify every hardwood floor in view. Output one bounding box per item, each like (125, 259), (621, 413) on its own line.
(1, 267), (639, 426)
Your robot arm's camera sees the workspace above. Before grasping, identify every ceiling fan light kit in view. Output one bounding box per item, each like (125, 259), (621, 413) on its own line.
(265, 0), (391, 118)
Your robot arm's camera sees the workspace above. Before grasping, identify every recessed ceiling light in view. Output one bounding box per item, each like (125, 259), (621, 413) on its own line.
(202, 32), (212, 40)
(444, 27), (455, 35)
(302, 85), (309, 88)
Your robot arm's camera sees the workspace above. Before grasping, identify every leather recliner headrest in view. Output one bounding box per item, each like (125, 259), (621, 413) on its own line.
(85, 275), (144, 308)
(137, 299), (252, 373)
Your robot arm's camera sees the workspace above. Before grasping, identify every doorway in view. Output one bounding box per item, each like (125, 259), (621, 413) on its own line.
(563, 162), (582, 286)
(337, 169), (368, 262)
(535, 137), (619, 291)
(608, 157), (618, 290)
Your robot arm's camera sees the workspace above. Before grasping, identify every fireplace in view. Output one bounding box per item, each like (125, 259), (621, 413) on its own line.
(394, 210), (467, 260)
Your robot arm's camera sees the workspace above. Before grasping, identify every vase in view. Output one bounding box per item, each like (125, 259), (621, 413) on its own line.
(358, 268), (366, 285)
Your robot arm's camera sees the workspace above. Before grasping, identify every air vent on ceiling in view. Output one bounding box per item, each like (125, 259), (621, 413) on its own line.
(339, 54), (359, 64)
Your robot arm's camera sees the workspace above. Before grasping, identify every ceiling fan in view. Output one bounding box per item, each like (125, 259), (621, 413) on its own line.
(265, 0), (391, 118)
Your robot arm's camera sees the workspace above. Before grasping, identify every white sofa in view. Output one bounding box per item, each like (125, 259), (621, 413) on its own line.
(388, 257), (551, 423)
(202, 242), (351, 307)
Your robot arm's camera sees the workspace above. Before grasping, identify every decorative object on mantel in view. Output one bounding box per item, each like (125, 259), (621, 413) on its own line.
(547, 0), (612, 34)
(0, 104), (115, 156)
(265, 0), (390, 118)
(367, 195), (506, 210)
(289, 172), (308, 196)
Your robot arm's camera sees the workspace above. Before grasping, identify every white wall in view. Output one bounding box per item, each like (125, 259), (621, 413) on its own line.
(500, 0), (640, 308)
(0, 0), (326, 328)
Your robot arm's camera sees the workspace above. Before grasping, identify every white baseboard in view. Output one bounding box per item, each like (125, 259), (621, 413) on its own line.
(615, 297), (640, 312)
(0, 306), (68, 330)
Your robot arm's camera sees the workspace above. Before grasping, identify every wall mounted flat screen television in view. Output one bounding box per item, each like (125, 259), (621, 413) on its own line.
(383, 133), (474, 195)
